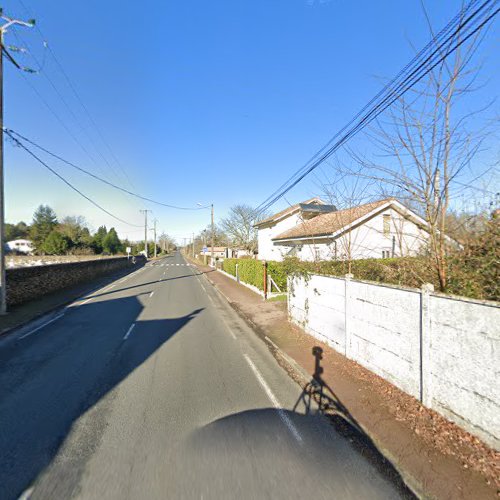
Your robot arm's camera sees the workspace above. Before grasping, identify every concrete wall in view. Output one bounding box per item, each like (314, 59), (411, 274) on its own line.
(6, 257), (142, 307)
(288, 274), (500, 450)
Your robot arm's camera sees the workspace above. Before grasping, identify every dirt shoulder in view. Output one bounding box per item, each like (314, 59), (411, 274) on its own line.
(188, 257), (499, 500)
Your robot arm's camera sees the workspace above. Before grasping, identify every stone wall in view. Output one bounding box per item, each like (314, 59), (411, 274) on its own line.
(6, 257), (144, 307)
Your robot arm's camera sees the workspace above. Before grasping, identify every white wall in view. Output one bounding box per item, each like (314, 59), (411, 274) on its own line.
(288, 274), (500, 450)
(257, 213), (301, 261)
(427, 296), (500, 447)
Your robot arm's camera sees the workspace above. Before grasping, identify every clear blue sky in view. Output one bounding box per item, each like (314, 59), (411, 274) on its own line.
(3, 0), (499, 242)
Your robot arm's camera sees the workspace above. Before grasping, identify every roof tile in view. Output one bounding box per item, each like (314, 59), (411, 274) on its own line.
(273, 199), (392, 240)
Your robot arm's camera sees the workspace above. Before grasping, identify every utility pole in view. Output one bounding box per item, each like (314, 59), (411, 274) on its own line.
(0, 11), (34, 314)
(211, 203), (215, 267)
(140, 209), (151, 259)
(153, 219), (157, 258)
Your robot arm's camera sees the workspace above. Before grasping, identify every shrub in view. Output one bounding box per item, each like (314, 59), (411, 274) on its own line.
(222, 258), (264, 290)
(221, 250), (497, 301)
(41, 231), (69, 255)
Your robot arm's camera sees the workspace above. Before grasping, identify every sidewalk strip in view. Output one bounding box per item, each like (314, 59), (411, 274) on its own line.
(19, 313), (66, 340)
(123, 323), (135, 340)
(244, 354), (303, 444)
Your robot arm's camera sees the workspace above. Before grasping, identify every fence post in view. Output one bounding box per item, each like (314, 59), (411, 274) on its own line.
(287, 276), (291, 318)
(263, 260), (268, 299)
(420, 283), (434, 406)
(344, 273), (354, 358)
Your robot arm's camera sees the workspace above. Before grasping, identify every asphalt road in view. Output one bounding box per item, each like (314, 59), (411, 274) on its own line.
(0, 252), (411, 499)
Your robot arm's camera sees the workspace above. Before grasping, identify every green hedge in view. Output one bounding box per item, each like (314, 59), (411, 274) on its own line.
(222, 257), (435, 293)
(221, 254), (497, 301)
(222, 258), (264, 290)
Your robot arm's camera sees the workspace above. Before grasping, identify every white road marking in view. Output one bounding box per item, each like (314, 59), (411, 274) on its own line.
(20, 313), (66, 340)
(149, 291), (154, 298)
(244, 354), (303, 444)
(18, 486), (33, 500)
(123, 323), (135, 340)
(224, 320), (237, 340)
(78, 297), (93, 306)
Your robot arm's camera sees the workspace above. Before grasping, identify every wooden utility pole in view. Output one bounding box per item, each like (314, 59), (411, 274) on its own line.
(153, 219), (157, 258)
(192, 232), (195, 258)
(211, 203), (214, 267)
(0, 12), (34, 314)
(140, 209), (151, 258)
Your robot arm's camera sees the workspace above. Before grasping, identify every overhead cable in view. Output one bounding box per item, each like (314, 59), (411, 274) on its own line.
(6, 129), (211, 211)
(6, 131), (143, 227)
(254, 0), (498, 215)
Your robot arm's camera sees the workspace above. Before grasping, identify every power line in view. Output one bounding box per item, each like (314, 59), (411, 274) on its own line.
(6, 128), (211, 211)
(257, 0), (495, 213)
(256, 0), (488, 212)
(16, 0), (138, 191)
(255, 0), (498, 216)
(6, 132), (143, 227)
(10, 29), (123, 185)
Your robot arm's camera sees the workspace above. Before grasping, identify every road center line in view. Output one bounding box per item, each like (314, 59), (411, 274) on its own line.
(20, 313), (66, 340)
(244, 354), (303, 444)
(149, 291), (154, 298)
(123, 323), (135, 340)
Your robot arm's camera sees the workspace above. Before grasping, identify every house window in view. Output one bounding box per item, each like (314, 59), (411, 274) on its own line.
(314, 247), (321, 260)
(382, 250), (390, 258)
(383, 214), (391, 235)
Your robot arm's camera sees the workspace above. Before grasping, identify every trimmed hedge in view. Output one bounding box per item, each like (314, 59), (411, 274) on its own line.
(221, 253), (497, 301)
(222, 258), (264, 290)
(223, 256), (436, 293)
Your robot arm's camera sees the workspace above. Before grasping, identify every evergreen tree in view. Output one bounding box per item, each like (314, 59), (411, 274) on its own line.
(30, 205), (58, 251)
(5, 222), (29, 241)
(41, 231), (69, 255)
(102, 227), (122, 254)
(92, 226), (108, 253)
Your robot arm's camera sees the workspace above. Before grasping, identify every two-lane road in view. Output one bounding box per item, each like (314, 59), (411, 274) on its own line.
(0, 252), (412, 499)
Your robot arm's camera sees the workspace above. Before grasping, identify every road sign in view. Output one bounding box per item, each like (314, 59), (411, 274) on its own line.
(202, 246), (208, 254)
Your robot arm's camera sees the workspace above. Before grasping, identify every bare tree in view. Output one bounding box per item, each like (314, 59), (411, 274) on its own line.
(332, 6), (497, 290)
(158, 233), (176, 253)
(220, 204), (263, 253)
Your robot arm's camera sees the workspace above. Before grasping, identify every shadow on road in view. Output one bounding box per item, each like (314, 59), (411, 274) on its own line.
(293, 346), (414, 497)
(77, 274), (199, 301)
(190, 403), (414, 499)
(0, 294), (203, 499)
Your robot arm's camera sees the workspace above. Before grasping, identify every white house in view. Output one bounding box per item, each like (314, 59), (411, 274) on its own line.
(256, 198), (433, 262)
(202, 246), (230, 259)
(254, 197), (337, 261)
(6, 239), (34, 255)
